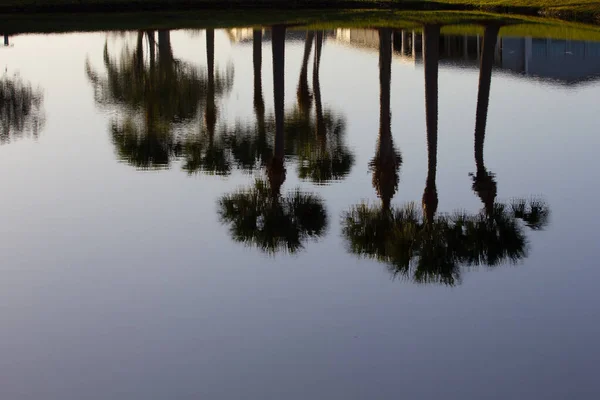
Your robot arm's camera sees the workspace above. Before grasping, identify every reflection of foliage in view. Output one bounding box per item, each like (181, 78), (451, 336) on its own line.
(111, 117), (181, 169)
(285, 30), (354, 184)
(471, 168), (497, 215)
(511, 198), (550, 230)
(218, 179), (328, 254)
(456, 204), (527, 267)
(342, 203), (397, 262)
(343, 199), (549, 286)
(228, 120), (274, 172)
(225, 109), (355, 181)
(86, 37), (206, 125)
(371, 28), (400, 209)
(0, 74), (44, 144)
(182, 128), (232, 175)
(369, 137), (401, 209)
(86, 32), (205, 169)
(343, 203), (464, 285)
(86, 31), (233, 171)
(286, 110), (354, 183)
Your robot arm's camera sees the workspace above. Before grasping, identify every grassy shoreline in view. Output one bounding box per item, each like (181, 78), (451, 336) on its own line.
(1, 0), (600, 24)
(2, 2), (600, 40)
(3, 8), (600, 42)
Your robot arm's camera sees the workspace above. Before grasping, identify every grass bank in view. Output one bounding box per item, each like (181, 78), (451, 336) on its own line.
(2, 0), (600, 24)
(3, 8), (600, 42)
(429, 0), (600, 23)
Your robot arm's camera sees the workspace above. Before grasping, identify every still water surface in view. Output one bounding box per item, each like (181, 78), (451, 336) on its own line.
(1, 26), (599, 399)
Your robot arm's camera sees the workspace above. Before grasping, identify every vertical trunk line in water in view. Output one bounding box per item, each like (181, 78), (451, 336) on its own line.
(376, 28), (396, 211)
(423, 25), (440, 223)
(158, 30), (172, 65)
(206, 29), (216, 134)
(379, 28), (392, 156)
(269, 25), (286, 197)
(474, 25), (500, 172)
(272, 25), (286, 163)
(313, 31), (325, 139)
(253, 29), (264, 117)
(473, 25), (500, 216)
(297, 32), (314, 116)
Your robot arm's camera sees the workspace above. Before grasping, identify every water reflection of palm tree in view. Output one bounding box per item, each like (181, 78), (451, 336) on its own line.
(289, 31), (355, 183)
(218, 26), (328, 254)
(183, 29), (234, 175)
(86, 30), (206, 169)
(469, 24), (550, 235)
(270, 26), (287, 194)
(368, 25), (466, 285)
(422, 24), (440, 224)
(466, 25), (521, 266)
(284, 31), (314, 163)
(472, 24), (500, 215)
(371, 28), (401, 210)
(297, 31), (314, 117)
(0, 74), (44, 144)
(342, 28), (402, 264)
(343, 25), (545, 285)
(229, 29), (273, 172)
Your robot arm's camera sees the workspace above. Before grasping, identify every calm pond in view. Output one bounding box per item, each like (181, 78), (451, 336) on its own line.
(1, 23), (599, 399)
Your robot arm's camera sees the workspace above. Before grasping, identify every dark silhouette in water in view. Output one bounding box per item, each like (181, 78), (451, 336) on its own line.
(370, 28), (401, 211)
(343, 24), (549, 285)
(218, 26), (328, 254)
(468, 24), (550, 244)
(270, 26), (286, 195)
(472, 24), (500, 216)
(286, 31), (355, 183)
(297, 31), (314, 117)
(86, 30), (206, 169)
(341, 28), (402, 262)
(422, 24), (440, 224)
(0, 74), (44, 144)
(183, 29), (235, 175)
(86, 30), (233, 170)
(254, 29), (265, 118)
(228, 29), (274, 172)
(228, 29), (353, 179)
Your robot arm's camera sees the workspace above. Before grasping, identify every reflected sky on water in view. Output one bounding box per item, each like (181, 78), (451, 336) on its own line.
(0, 26), (599, 400)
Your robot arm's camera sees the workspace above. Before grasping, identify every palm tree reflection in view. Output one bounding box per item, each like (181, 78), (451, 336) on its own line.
(287, 31), (355, 184)
(472, 25), (499, 216)
(183, 29), (235, 175)
(371, 28), (402, 211)
(87, 30), (233, 171)
(228, 29), (274, 173)
(0, 74), (44, 144)
(341, 28), (401, 264)
(343, 25), (549, 285)
(218, 26), (328, 254)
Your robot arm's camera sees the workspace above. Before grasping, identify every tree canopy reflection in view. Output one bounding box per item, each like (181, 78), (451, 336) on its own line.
(286, 31), (355, 184)
(228, 29), (274, 173)
(218, 26), (328, 254)
(182, 29), (235, 176)
(0, 74), (44, 144)
(342, 25), (550, 286)
(86, 30), (233, 170)
(219, 179), (327, 254)
(87, 29), (353, 183)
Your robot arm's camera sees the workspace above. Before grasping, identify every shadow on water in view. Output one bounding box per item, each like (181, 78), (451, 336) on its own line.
(81, 25), (566, 282)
